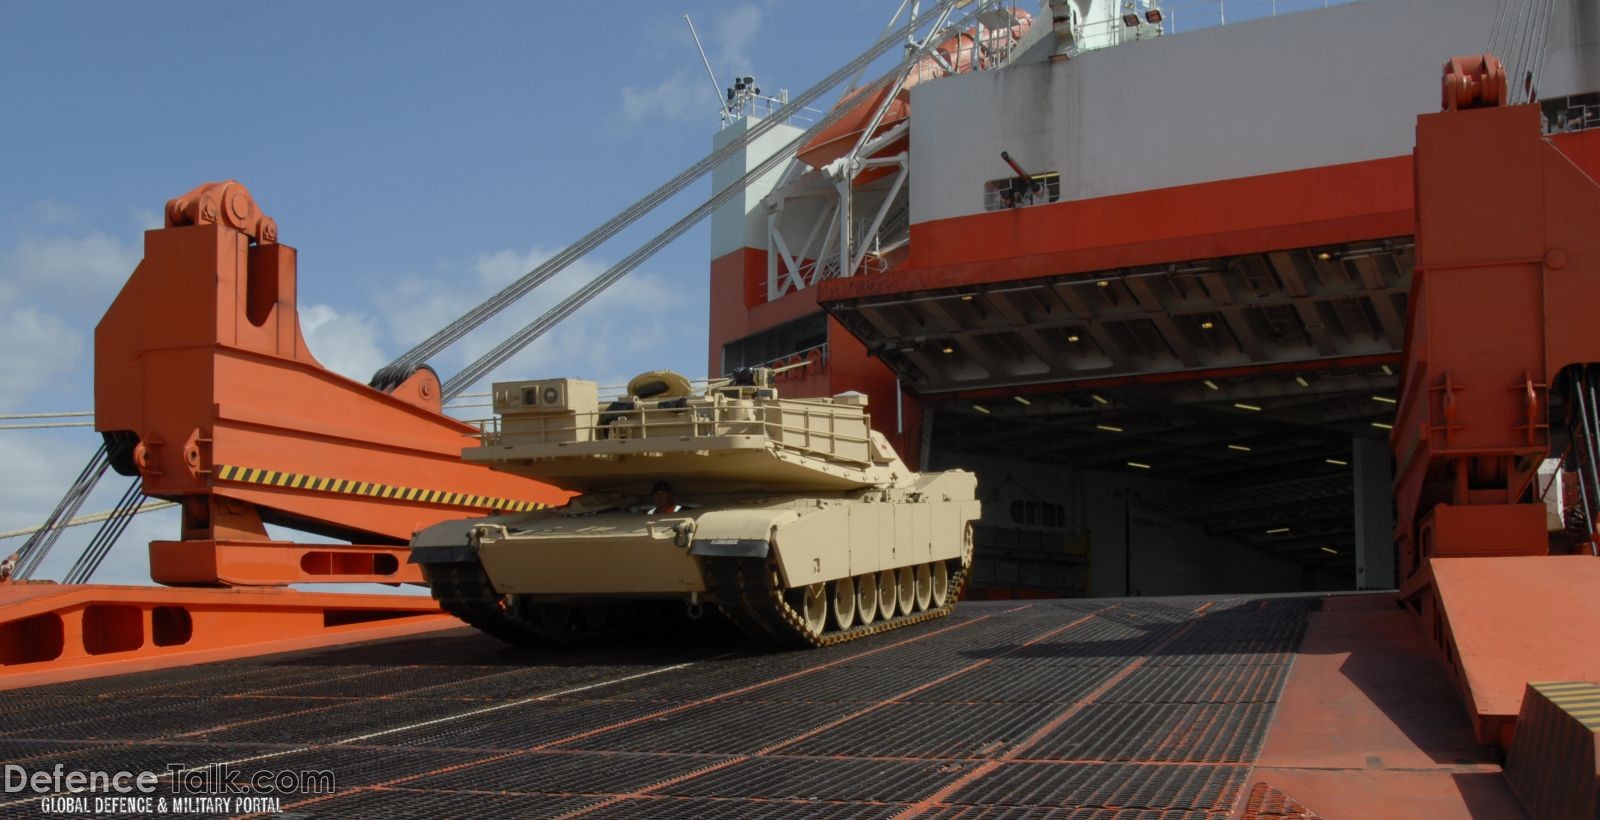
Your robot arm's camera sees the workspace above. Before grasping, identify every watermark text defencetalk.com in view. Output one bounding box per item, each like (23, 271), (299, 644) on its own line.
(6, 763), (336, 816)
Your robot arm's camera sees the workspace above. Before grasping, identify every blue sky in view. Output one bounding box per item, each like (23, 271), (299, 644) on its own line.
(0, 0), (890, 583)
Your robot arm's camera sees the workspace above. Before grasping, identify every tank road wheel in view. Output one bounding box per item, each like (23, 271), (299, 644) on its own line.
(877, 569), (898, 619)
(533, 603), (573, 636)
(914, 564), (933, 611)
(931, 561), (950, 608)
(832, 576), (858, 630)
(801, 582), (828, 636)
(896, 566), (916, 615)
(856, 573), (879, 626)
(580, 604), (611, 631)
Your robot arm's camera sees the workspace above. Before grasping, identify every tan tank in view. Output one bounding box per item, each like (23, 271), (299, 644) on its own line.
(410, 367), (980, 647)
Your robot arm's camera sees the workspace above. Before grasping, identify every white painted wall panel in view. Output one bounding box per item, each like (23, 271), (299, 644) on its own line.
(710, 117), (806, 260)
(908, 0), (1551, 225)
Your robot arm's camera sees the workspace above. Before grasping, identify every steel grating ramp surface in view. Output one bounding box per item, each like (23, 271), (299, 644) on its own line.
(0, 597), (1316, 819)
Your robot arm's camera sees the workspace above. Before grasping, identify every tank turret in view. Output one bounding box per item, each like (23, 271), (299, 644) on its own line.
(411, 369), (979, 648)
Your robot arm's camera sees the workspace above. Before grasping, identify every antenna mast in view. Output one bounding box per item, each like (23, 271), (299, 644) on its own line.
(684, 14), (728, 123)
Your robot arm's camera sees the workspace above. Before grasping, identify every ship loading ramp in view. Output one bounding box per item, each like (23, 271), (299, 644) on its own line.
(0, 595), (1533, 818)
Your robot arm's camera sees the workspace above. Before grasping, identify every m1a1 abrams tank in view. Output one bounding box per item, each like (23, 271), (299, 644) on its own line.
(410, 367), (979, 647)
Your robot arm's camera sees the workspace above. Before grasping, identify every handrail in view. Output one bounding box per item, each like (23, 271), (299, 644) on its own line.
(476, 397), (877, 466)
(1074, 0), (1349, 45)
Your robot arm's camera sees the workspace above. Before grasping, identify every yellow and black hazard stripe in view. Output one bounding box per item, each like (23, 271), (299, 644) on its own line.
(1529, 681), (1600, 731)
(214, 464), (547, 513)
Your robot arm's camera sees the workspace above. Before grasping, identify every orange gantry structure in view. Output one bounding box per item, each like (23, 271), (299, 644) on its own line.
(0, 181), (570, 686)
(1395, 56), (1600, 751)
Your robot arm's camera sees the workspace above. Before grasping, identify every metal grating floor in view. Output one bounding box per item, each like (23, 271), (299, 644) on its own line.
(0, 596), (1315, 818)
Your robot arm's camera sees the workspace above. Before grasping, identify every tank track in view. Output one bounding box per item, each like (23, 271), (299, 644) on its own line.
(703, 556), (971, 648)
(423, 553), (970, 649)
(421, 561), (649, 647)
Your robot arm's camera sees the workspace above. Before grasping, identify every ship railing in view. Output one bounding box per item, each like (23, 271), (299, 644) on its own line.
(724, 92), (828, 129)
(475, 396), (877, 466)
(1074, 0), (1351, 46)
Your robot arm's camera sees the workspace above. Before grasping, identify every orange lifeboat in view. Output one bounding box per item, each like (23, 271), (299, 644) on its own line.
(798, 12), (1031, 183)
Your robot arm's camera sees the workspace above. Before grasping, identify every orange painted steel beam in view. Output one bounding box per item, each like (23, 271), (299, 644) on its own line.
(149, 540), (421, 586)
(93, 181), (571, 587)
(0, 582), (454, 691)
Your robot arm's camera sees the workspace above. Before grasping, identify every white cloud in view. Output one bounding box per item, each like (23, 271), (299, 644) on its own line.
(614, 3), (767, 129)
(0, 219), (142, 410)
(5, 231), (141, 311)
(0, 307), (84, 411)
(299, 303), (388, 383)
(618, 70), (721, 128)
(27, 200), (82, 227)
(130, 208), (163, 232)
(710, 4), (763, 68)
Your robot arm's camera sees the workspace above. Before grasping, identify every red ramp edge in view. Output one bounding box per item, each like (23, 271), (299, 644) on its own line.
(1428, 556), (1600, 747)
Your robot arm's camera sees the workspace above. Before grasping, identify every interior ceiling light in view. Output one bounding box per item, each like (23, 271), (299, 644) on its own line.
(1091, 393), (1109, 405)
(1266, 527), (1291, 534)
(1200, 320), (1215, 330)
(1234, 402), (1262, 412)
(941, 344), (955, 354)
(1372, 395), (1397, 404)
(1067, 333), (1082, 342)
(1316, 251), (1333, 261)
(1097, 280), (1111, 288)
(1127, 461), (1152, 469)
(960, 295), (974, 301)
(1014, 395), (1031, 406)
(1381, 364), (1394, 376)
(1096, 424), (1123, 432)
(1227, 443), (1251, 452)
(1295, 376), (1310, 387)
(972, 404), (991, 414)
(1320, 546), (1339, 555)
(1204, 379), (1220, 390)
(1372, 421), (1393, 430)
(1326, 458), (1348, 466)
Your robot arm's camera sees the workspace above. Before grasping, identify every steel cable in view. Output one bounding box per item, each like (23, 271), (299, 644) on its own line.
(14, 444), (110, 580)
(440, 1), (983, 397)
(63, 477), (144, 584)
(387, 0), (967, 374)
